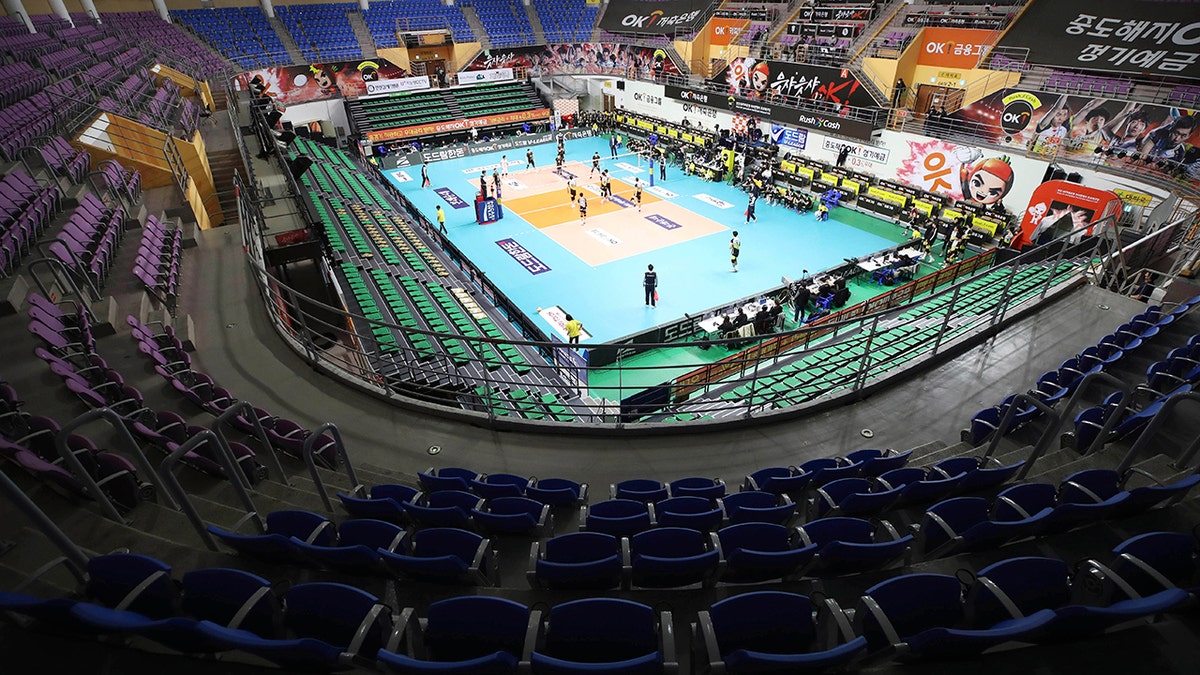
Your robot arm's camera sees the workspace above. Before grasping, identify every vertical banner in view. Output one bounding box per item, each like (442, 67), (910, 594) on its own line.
(709, 18), (750, 46)
(1018, 180), (1122, 249)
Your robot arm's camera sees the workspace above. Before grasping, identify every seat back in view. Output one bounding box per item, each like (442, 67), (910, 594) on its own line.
(966, 556), (1071, 627)
(182, 567), (279, 637)
(86, 553), (178, 619)
(709, 591), (814, 654)
(424, 596), (530, 660)
(284, 582), (390, 658)
(543, 598), (657, 663)
(856, 574), (963, 650)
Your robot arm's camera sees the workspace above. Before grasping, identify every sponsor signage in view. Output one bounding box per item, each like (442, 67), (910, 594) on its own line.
(916, 27), (997, 69)
(388, 170), (412, 182)
(713, 7), (774, 21)
(364, 76), (431, 96)
(459, 67), (514, 84)
(609, 194), (636, 208)
(665, 84), (880, 141)
(242, 58), (409, 106)
(1113, 189), (1152, 208)
(997, 0), (1200, 79)
(585, 228), (622, 245)
(822, 137), (891, 164)
(715, 57), (877, 109)
(435, 187), (470, 209)
(771, 124), (809, 150)
(365, 108), (552, 142)
(798, 5), (876, 22)
(787, 23), (860, 38)
(944, 87), (1200, 189)
(599, 0), (706, 34)
(694, 193), (734, 209)
(904, 13), (1005, 29)
(646, 185), (677, 199)
(709, 17), (750, 46)
(646, 214), (682, 230)
(496, 238), (550, 274)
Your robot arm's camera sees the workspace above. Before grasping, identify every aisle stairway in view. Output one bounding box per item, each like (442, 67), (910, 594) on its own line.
(346, 9), (378, 60)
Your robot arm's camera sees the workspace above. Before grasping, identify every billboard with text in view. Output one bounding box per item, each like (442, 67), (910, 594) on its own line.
(997, 0), (1200, 79)
(711, 57), (878, 109)
(598, 0), (706, 35)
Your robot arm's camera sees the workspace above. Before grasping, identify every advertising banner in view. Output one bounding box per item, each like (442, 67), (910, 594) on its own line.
(364, 76), (431, 96)
(903, 13), (1005, 29)
(460, 43), (682, 78)
(458, 67), (515, 84)
(892, 137), (1026, 213)
(798, 5), (876, 22)
(666, 84), (879, 140)
(599, 0), (706, 34)
(709, 17), (750, 46)
(916, 27), (997, 69)
(944, 88), (1200, 186)
(997, 0), (1200, 79)
(712, 57), (878, 109)
(243, 58), (408, 106)
(771, 124), (808, 150)
(366, 108), (552, 142)
(1017, 180), (1122, 249)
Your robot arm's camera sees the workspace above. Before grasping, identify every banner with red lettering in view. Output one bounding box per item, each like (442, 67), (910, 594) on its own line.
(711, 57), (878, 109)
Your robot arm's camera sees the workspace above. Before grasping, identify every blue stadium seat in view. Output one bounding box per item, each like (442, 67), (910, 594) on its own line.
(530, 598), (675, 674)
(628, 527), (721, 588)
(377, 596), (535, 674)
(528, 531), (624, 590)
(697, 591), (867, 672)
(718, 522), (817, 583)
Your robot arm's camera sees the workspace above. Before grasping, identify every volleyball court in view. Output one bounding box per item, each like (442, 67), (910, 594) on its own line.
(496, 158), (729, 266)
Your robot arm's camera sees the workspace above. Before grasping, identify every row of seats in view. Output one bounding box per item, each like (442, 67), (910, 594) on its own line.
(0, 169), (62, 277)
(46, 193), (127, 294)
(39, 136), (91, 185)
(127, 314), (342, 470)
(5, 528), (1195, 672)
(0, 357), (152, 512)
(964, 288), (1194, 446)
(133, 215), (183, 312)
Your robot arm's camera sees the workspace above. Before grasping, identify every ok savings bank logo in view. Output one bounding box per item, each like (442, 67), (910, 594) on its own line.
(620, 8), (703, 29)
(999, 91), (1043, 135)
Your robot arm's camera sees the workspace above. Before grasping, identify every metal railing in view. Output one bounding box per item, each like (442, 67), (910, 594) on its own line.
(240, 170), (1133, 429)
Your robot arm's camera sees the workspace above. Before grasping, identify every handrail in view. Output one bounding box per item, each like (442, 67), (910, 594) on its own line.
(302, 422), (361, 512)
(24, 257), (97, 322)
(211, 401), (290, 488)
(159, 428), (265, 551)
(980, 392), (1061, 478)
(1045, 371), (1134, 463)
(57, 407), (180, 511)
(1118, 392), (1200, 475)
(0, 467), (90, 582)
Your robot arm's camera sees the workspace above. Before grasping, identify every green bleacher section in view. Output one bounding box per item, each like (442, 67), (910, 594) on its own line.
(347, 81), (546, 135)
(709, 261), (1083, 412)
(473, 386), (575, 421)
(347, 89), (454, 133)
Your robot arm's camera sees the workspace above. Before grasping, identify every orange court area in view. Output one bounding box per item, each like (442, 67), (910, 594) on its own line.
(495, 161), (730, 267)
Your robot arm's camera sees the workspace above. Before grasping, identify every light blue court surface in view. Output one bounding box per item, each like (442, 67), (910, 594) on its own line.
(383, 136), (900, 344)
